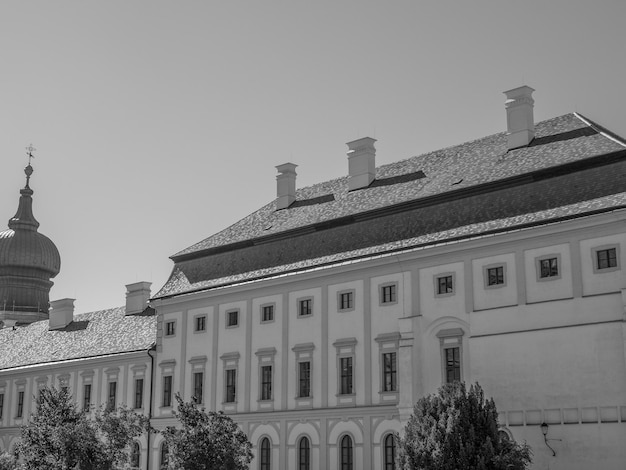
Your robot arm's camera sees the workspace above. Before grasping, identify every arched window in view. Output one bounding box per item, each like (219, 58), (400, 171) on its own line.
(298, 436), (310, 470)
(384, 434), (396, 470)
(130, 441), (140, 468)
(259, 437), (271, 470)
(340, 435), (353, 470)
(160, 442), (169, 469)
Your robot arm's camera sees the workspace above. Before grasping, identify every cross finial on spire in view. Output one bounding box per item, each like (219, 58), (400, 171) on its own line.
(26, 144), (36, 165)
(24, 144), (35, 188)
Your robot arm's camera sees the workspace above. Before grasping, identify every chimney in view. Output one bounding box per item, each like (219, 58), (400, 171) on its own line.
(504, 85), (535, 150)
(49, 298), (75, 330)
(275, 163), (297, 210)
(346, 137), (376, 190)
(125, 281), (152, 315)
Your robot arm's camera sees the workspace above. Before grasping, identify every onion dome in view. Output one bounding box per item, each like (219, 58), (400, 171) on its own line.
(0, 162), (60, 323)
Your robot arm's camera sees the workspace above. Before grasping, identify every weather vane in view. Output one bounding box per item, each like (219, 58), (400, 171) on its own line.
(26, 144), (36, 165)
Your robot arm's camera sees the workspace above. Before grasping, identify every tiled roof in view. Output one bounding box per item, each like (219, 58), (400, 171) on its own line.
(155, 192), (626, 299)
(173, 113), (625, 259)
(0, 307), (156, 371)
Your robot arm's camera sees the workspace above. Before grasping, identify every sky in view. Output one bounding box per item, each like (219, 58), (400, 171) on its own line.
(0, 1), (625, 313)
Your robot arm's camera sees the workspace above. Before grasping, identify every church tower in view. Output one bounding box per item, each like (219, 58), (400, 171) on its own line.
(0, 155), (60, 325)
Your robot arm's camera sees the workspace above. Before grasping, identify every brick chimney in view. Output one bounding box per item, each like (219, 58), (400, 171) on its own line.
(275, 163), (297, 210)
(49, 298), (75, 330)
(504, 85), (535, 150)
(346, 137), (376, 190)
(125, 281), (151, 315)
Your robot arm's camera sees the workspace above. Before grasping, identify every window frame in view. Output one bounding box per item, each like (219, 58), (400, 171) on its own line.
(107, 381), (117, 411)
(434, 272), (455, 297)
(379, 282), (398, 305)
(293, 342), (315, 405)
(220, 352), (240, 408)
(226, 309), (240, 328)
(193, 314), (207, 333)
(193, 371), (204, 405)
(162, 375), (173, 408)
(164, 320), (176, 337)
(535, 254), (561, 281)
(437, 328), (464, 384)
(260, 365), (273, 401)
(130, 441), (141, 469)
(0, 392), (4, 420)
(337, 289), (355, 312)
(259, 437), (271, 470)
(298, 436), (311, 470)
(483, 263), (506, 289)
(16, 390), (24, 418)
(82, 383), (92, 412)
(297, 297), (313, 317)
(260, 303), (275, 324)
(382, 351), (397, 392)
(592, 245), (620, 273)
(159, 442), (169, 470)
(225, 368), (237, 403)
(134, 378), (144, 409)
(340, 434), (354, 470)
(383, 433), (396, 470)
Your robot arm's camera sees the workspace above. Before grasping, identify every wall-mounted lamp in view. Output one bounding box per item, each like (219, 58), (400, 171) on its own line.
(540, 422), (561, 456)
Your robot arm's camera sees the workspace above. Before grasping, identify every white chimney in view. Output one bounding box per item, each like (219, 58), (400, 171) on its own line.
(49, 298), (75, 330)
(125, 281), (152, 315)
(275, 163), (297, 210)
(346, 137), (376, 190)
(504, 85), (535, 150)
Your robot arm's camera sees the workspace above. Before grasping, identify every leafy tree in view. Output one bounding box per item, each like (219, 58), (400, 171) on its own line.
(16, 387), (149, 470)
(0, 452), (17, 470)
(161, 393), (253, 470)
(398, 382), (532, 470)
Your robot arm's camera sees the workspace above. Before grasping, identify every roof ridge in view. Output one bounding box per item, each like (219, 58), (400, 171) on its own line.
(574, 112), (626, 148)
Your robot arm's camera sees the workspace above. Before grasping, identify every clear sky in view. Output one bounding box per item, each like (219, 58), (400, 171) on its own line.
(1, 1), (625, 313)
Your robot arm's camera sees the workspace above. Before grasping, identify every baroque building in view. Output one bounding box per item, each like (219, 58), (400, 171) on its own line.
(1, 86), (626, 470)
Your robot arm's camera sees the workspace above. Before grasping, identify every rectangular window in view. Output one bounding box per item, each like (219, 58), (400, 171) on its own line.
(299, 299), (312, 317)
(298, 362), (311, 398)
(597, 248), (617, 270)
(225, 369), (237, 403)
(260, 366), (272, 400)
(165, 321), (175, 336)
(486, 266), (504, 286)
(83, 384), (92, 412)
(16, 391), (24, 418)
(539, 257), (558, 278)
(162, 376), (172, 407)
(134, 379), (144, 409)
(382, 352), (397, 392)
(193, 372), (203, 404)
(437, 275), (454, 295)
(107, 381), (117, 410)
(195, 315), (206, 332)
(340, 357), (353, 395)
(226, 310), (239, 327)
(0, 393), (4, 420)
(445, 347), (461, 383)
(381, 284), (397, 304)
(261, 305), (274, 322)
(340, 292), (354, 310)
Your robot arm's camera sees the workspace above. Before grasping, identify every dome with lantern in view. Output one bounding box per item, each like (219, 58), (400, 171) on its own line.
(0, 161), (60, 325)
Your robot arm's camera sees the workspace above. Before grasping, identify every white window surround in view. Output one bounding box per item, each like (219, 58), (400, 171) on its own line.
(592, 244), (621, 274)
(193, 314), (207, 333)
(189, 356), (207, 404)
(379, 282), (399, 306)
(255, 348), (277, 406)
(164, 319), (177, 338)
(337, 289), (356, 312)
(220, 352), (240, 408)
(297, 297), (313, 317)
(375, 332), (400, 401)
(333, 337), (357, 405)
(225, 309), (240, 328)
(260, 303), (276, 324)
(535, 253), (562, 282)
(434, 272), (456, 298)
(483, 263), (507, 289)
(436, 328), (464, 384)
(292, 342), (315, 406)
(158, 360), (176, 410)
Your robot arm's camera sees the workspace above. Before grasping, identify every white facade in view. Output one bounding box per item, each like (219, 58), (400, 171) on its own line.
(150, 210), (626, 470)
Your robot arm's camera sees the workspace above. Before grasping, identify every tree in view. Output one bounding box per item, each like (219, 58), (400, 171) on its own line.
(161, 393), (253, 470)
(0, 452), (17, 470)
(16, 386), (149, 470)
(398, 382), (532, 470)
